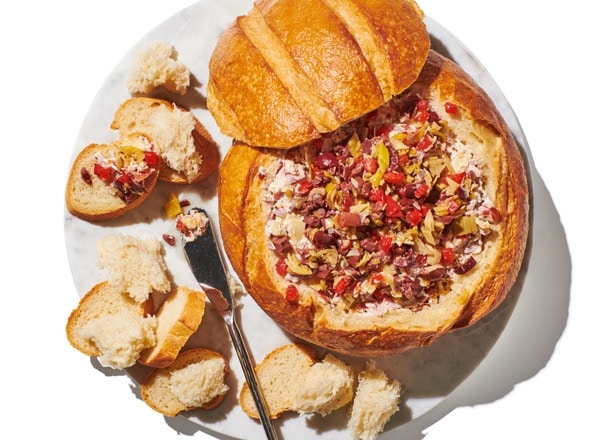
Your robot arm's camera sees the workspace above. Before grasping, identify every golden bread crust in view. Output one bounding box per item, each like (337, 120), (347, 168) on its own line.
(207, 0), (429, 148)
(218, 51), (529, 356)
(138, 286), (206, 368)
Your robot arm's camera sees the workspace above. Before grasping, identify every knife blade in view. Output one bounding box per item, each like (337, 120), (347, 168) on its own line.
(182, 208), (279, 440)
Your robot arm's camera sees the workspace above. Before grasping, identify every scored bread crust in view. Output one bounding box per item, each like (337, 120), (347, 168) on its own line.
(110, 97), (220, 184)
(207, 0), (429, 148)
(65, 139), (159, 222)
(218, 50), (529, 356)
(140, 348), (230, 417)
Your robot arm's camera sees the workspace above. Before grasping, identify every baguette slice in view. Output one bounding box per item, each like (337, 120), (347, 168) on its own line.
(218, 50), (529, 356)
(207, 0), (429, 148)
(65, 134), (159, 221)
(66, 281), (154, 360)
(239, 343), (318, 419)
(138, 286), (206, 368)
(240, 343), (355, 419)
(110, 97), (220, 184)
(292, 353), (355, 416)
(141, 348), (230, 417)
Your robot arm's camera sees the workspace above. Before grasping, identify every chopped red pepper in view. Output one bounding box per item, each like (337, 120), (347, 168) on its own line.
(384, 196), (402, 218)
(93, 163), (112, 180)
(446, 172), (466, 184)
(369, 188), (385, 202)
(376, 125), (391, 137)
(116, 173), (131, 184)
(406, 208), (423, 226)
(296, 178), (312, 196)
(144, 150), (159, 167)
(363, 155), (378, 173)
(383, 171), (405, 185)
(285, 284), (299, 302)
(276, 259), (288, 277)
(333, 277), (351, 295)
(416, 135), (433, 151)
(371, 273), (384, 284)
(416, 99), (429, 112)
(441, 247), (454, 265)
(444, 101), (459, 115)
(415, 184), (429, 198)
(379, 235), (394, 254)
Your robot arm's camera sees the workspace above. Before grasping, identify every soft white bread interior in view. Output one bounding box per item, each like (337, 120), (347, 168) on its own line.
(128, 41), (191, 95)
(65, 281), (156, 369)
(240, 343), (355, 419)
(65, 134), (159, 222)
(240, 343), (318, 419)
(348, 361), (401, 440)
(207, 0), (429, 148)
(138, 286), (206, 368)
(111, 97), (220, 183)
(292, 353), (355, 416)
(141, 348), (230, 417)
(97, 234), (171, 303)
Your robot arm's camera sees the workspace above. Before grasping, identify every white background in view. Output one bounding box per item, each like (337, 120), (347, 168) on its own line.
(1, 0), (596, 438)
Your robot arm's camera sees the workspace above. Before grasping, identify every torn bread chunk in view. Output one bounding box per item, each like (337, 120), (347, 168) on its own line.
(128, 41), (190, 95)
(97, 234), (170, 302)
(80, 310), (157, 369)
(348, 361), (401, 440)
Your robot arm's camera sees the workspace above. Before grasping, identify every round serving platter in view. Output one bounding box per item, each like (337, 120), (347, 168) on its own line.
(64, 1), (532, 438)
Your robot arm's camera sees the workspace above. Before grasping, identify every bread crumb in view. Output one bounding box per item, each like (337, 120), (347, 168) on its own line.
(97, 234), (171, 302)
(293, 354), (355, 416)
(80, 310), (157, 369)
(348, 361), (401, 440)
(169, 358), (229, 407)
(128, 41), (190, 95)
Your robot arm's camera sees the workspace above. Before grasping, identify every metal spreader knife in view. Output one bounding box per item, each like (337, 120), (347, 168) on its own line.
(182, 207), (279, 440)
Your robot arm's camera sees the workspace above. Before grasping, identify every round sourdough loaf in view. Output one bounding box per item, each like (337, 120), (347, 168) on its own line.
(217, 50), (529, 356)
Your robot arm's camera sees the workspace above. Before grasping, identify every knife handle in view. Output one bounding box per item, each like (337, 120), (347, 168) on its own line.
(227, 320), (280, 440)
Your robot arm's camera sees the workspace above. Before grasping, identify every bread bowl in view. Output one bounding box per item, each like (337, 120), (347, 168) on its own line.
(212, 0), (529, 356)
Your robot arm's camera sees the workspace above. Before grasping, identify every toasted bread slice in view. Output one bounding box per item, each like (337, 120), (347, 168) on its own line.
(240, 343), (317, 419)
(111, 97), (220, 184)
(141, 348), (230, 417)
(65, 134), (159, 221)
(138, 286), (206, 368)
(66, 281), (155, 366)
